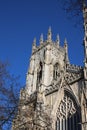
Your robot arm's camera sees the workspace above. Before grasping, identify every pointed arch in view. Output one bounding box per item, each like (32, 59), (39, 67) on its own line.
(53, 63), (60, 80)
(64, 88), (80, 110)
(37, 61), (43, 86)
(55, 88), (81, 130)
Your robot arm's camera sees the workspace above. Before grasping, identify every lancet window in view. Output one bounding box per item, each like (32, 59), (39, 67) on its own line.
(53, 63), (60, 80)
(56, 94), (81, 130)
(37, 62), (43, 85)
(43, 50), (45, 60)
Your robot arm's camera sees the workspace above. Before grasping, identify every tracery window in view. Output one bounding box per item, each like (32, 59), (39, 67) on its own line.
(53, 63), (60, 80)
(56, 94), (81, 130)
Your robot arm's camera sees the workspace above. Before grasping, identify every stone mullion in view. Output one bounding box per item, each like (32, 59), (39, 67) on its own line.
(63, 118), (65, 130)
(60, 118), (63, 130)
(56, 120), (60, 130)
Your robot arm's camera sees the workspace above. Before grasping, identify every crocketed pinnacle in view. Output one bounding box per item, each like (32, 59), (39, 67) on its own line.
(56, 34), (60, 47)
(40, 34), (43, 44)
(47, 26), (52, 42)
(33, 38), (36, 47)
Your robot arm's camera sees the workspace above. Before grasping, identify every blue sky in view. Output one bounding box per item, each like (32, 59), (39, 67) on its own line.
(0, 0), (84, 86)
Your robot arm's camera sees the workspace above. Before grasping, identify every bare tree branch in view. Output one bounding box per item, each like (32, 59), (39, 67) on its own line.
(0, 61), (22, 130)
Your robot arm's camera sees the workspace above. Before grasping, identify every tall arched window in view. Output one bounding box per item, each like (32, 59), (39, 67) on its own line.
(56, 93), (81, 130)
(37, 62), (43, 86)
(53, 63), (59, 80)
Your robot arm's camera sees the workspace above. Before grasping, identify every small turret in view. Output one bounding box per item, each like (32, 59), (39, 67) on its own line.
(64, 38), (69, 65)
(56, 34), (60, 47)
(47, 27), (52, 42)
(40, 34), (43, 45)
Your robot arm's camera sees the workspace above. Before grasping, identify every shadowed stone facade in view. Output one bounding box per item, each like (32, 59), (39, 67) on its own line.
(12, 4), (87, 130)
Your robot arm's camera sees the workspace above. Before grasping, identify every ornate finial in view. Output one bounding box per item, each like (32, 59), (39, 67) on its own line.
(40, 34), (43, 45)
(48, 26), (51, 33)
(33, 38), (36, 46)
(56, 34), (60, 47)
(64, 38), (69, 64)
(64, 38), (67, 45)
(32, 38), (36, 53)
(47, 26), (52, 42)
(64, 38), (68, 53)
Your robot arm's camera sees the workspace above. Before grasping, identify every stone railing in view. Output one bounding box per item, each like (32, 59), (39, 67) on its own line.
(45, 82), (60, 95)
(66, 64), (83, 73)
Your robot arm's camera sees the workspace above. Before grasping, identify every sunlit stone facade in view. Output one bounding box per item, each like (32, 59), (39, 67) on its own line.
(12, 5), (87, 130)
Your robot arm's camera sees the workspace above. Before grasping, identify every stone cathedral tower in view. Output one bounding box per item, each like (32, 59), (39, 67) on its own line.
(12, 5), (87, 130)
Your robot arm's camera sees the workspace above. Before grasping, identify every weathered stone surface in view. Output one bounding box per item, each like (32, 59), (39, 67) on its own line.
(12, 26), (87, 130)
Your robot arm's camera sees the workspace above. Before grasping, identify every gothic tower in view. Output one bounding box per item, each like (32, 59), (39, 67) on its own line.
(26, 27), (66, 96)
(12, 25), (85, 130)
(12, 1), (87, 127)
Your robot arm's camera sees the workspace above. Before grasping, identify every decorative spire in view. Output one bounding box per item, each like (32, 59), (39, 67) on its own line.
(47, 26), (52, 42)
(40, 34), (43, 45)
(32, 38), (36, 53)
(64, 38), (67, 45)
(56, 34), (60, 47)
(64, 38), (68, 53)
(33, 38), (36, 46)
(64, 38), (69, 65)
